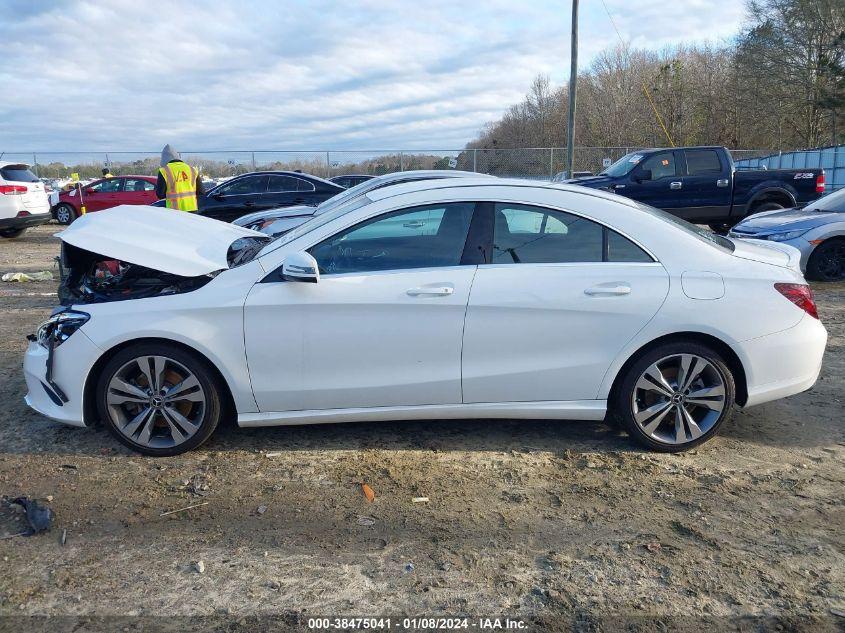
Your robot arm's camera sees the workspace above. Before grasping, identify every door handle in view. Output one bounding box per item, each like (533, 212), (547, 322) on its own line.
(584, 284), (631, 296)
(407, 286), (454, 297)
(670, 181), (682, 190)
(612, 184), (626, 190)
(244, 200), (255, 207)
(716, 179), (729, 187)
(293, 198), (306, 204)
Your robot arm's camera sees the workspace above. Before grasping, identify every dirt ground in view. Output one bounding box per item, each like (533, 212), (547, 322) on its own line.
(0, 224), (843, 632)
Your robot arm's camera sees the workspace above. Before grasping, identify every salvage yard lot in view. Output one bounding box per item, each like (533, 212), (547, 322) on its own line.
(0, 225), (843, 628)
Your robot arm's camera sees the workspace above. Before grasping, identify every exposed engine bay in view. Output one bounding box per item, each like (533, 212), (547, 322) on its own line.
(58, 242), (216, 305)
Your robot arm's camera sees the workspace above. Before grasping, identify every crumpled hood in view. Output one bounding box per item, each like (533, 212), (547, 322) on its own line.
(57, 205), (265, 277)
(733, 207), (839, 233)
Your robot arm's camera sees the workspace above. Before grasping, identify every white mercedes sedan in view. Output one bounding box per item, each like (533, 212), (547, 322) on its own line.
(24, 179), (827, 456)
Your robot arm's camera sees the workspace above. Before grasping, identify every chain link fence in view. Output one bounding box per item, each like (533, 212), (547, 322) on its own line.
(5, 147), (781, 183)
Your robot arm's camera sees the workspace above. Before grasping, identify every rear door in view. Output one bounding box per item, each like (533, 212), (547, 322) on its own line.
(678, 148), (732, 222)
(264, 175), (316, 211)
(121, 178), (157, 205)
(461, 202), (669, 404)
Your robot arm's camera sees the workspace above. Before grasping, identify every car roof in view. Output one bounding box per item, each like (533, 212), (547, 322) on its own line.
(0, 161), (31, 169)
(364, 176), (640, 208)
(214, 170), (342, 188)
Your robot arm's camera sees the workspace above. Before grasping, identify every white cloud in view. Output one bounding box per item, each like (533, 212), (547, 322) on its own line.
(0, 0), (745, 154)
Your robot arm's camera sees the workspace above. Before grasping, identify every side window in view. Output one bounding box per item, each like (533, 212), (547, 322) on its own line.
(88, 179), (122, 193)
(309, 202), (475, 275)
(267, 175), (315, 193)
(606, 230), (652, 263)
(685, 150), (722, 175)
(493, 204), (603, 263)
(639, 152), (677, 180)
(492, 204), (653, 264)
(217, 175), (268, 195)
(124, 178), (154, 192)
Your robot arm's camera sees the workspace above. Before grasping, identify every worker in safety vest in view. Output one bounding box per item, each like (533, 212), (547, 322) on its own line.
(155, 144), (203, 211)
(101, 168), (114, 178)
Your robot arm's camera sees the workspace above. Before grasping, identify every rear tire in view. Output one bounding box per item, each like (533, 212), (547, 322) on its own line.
(96, 342), (223, 456)
(708, 222), (733, 234)
(0, 228), (26, 239)
(53, 203), (77, 225)
(806, 238), (845, 282)
(613, 342), (735, 452)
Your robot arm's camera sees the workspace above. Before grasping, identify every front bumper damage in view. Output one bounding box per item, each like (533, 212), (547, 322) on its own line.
(23, 328), (102, 427)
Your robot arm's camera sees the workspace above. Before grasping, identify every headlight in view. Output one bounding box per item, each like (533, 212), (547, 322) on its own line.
(766, 229), (807, 242)
(35, 310), (90, 348)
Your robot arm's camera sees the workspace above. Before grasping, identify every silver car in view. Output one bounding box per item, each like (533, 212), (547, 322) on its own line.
(729, 187), (845, 281)
(233, 170), (491, 237)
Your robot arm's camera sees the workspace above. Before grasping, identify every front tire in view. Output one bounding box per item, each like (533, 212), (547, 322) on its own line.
(0, 228), (26, 239)
(806, 238), (845, 282)
(613, 342), (735, 452)
(96, 343), (222, 456)
(53, 203), (77, 225)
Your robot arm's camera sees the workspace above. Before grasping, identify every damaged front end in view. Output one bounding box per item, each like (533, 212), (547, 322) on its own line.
(54, 205), (272, 306)
(57, 242), (216, 305)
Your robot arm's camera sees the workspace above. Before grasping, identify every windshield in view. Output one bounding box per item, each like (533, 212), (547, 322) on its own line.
(804, 187), (845, 213)
(258, 195), (372, 256)
(633, 201), (735, 252)
(600, 152), (646, 177)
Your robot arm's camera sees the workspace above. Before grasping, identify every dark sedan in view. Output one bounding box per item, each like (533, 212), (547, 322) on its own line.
(329, 174), (374, 188)
(198, 171), (344, 223)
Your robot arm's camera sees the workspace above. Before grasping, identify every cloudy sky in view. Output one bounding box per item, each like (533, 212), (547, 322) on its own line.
(1, 0), (747, 153)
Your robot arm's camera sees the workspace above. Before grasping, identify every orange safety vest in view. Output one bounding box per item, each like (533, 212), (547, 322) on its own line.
(159, 161), (199, 212)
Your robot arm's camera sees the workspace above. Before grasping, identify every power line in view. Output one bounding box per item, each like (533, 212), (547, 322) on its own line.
(599, 0), (675, 147)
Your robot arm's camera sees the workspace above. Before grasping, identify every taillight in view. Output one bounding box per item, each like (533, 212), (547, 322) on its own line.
(16, 211), (30, 218)
(0, 185), (26, 195)
(775, 283), (819, 319)
(816, 171), (825, 194)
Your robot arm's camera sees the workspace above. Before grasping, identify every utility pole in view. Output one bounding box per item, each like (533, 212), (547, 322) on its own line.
(565, 0), (579, 178)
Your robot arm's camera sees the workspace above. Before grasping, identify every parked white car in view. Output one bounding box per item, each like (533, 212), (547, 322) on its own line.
(25, 179), (827, 455)
(0, 162), (51, 238)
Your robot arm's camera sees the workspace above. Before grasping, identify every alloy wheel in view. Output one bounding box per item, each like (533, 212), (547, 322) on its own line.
(815, 242), (845, 281)
(631, 353), (726, 446)
(56, 206), (71, 224)
(106, 355), (206, 449)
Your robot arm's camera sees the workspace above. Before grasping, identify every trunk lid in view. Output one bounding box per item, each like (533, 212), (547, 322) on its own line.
(730, 238), (802, 272)
(57, 205), (266, 276)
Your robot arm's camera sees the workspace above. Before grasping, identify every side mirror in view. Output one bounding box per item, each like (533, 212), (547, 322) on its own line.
(634, 169), (652, 183)
(282, 251), (319, 283)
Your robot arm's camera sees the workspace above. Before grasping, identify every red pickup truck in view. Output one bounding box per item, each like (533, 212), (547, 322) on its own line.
(52, 175), (158, 224)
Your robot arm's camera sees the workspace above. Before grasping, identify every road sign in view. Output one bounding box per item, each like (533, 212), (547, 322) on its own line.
(602, 157), (612, 168)
(448, 158), (458, 168)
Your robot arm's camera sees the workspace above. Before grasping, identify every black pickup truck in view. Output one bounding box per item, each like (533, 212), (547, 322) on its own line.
(568, 146), (825, 231)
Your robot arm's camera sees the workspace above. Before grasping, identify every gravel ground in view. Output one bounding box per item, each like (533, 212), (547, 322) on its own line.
(0, 224), (843, 632)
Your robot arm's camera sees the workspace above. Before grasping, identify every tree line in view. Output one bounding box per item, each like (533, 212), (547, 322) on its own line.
(467, 0), (844, 158)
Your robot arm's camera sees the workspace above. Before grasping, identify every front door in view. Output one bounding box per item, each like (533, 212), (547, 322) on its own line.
(623, 150), (686, 213)
(244, 202), (478, 412)
(461, 203), (670, 403)
(202, 174), (269, 222)
(84, 178), (123, 212)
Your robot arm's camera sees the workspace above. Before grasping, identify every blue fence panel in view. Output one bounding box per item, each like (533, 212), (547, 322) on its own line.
(735, 145), (845, 192)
